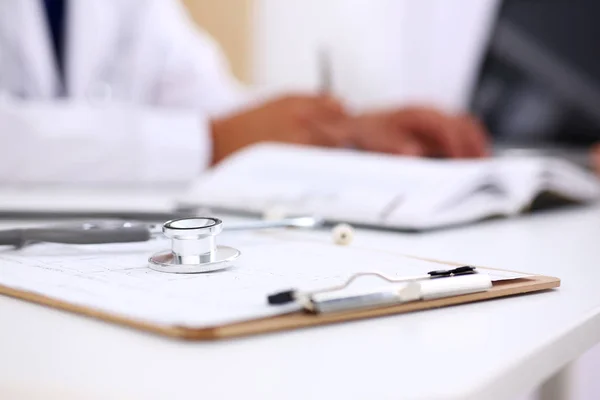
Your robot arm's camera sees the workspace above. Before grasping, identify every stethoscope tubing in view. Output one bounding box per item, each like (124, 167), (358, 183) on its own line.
(0, 225), (152, 248)
(0, 216), (324, 247)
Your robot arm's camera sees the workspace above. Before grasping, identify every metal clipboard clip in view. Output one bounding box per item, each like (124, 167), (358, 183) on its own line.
(267, 266), (493, 314)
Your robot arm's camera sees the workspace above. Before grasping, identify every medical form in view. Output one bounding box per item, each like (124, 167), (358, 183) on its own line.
(0, 229), (530, 329)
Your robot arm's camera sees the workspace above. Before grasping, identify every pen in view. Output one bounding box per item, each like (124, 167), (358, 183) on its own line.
(267, 266), (490, 314)
(318, 47), (332, 94)
(268, 266), (476, 304)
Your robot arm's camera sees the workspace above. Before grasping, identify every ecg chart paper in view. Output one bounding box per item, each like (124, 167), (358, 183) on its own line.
(0, 230), (529, 329)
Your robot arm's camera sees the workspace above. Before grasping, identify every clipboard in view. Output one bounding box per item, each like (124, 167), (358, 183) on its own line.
(0, 259), (560, 341)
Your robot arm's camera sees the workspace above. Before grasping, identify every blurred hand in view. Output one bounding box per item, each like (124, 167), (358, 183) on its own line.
(591, 143), (600, 176)
(345, 106), (490, 158)
(210, 94), (349, 164)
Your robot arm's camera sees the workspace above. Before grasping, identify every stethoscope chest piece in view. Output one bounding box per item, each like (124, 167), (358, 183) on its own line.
(148, 217), (240, 274)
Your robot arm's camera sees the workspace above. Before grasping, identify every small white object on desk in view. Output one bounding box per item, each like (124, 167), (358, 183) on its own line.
(332, 223), (354, 245)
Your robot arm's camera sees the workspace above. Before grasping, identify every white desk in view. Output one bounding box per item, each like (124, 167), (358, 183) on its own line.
(1, 206), (599, 400)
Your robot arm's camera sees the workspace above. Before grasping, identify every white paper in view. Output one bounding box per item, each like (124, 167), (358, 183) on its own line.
(0, 229), (528, 328)
(180, 143), (600, 230)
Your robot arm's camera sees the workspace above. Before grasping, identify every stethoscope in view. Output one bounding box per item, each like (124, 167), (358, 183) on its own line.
(148, 216), (328, 274)
(0, 216), (354, 274)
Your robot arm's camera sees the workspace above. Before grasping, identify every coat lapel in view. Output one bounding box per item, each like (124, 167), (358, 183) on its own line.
(66, 0), (121, 98)
(6, 0), (60, 98)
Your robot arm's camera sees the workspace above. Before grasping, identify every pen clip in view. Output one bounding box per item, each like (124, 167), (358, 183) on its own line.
(267, 266), (477, 307)
(266, 271), (399, 306)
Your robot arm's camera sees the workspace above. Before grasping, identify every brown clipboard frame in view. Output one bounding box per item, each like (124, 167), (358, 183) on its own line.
(0, 259), (560, 341)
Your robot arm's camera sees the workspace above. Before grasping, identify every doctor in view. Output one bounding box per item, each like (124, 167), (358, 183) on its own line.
(0, 0), (489, 185)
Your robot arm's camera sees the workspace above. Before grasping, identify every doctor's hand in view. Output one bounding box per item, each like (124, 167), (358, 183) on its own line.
(210, 95), (349, 164)
(347, 106), (490, 158)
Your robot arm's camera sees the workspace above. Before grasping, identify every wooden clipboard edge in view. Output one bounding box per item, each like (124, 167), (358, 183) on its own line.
(202, 274), (560, 340)
(0, 271), (560, 342)
(0, 284), (213, 340)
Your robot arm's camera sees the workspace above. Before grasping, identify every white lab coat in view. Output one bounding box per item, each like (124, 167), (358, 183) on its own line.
(0, 0), (247, 184)
(254, 0), (501, 113)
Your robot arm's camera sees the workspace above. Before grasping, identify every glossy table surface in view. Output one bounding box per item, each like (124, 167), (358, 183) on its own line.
(1, 205), (599, 400)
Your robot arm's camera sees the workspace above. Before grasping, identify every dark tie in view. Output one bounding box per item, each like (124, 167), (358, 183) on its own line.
(42, 0), (68, 95)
